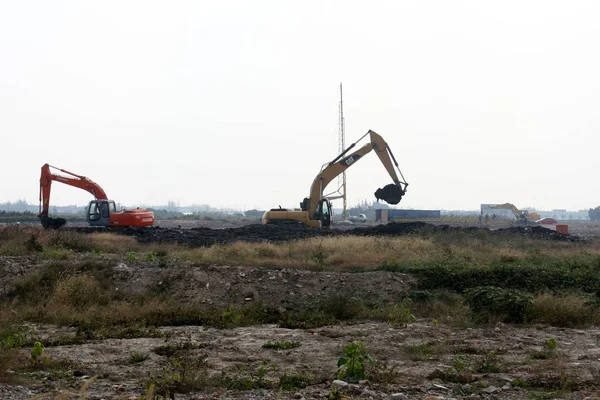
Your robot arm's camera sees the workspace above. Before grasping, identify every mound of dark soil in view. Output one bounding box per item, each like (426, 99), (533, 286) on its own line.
(497, 225), (584, 242)
(68, 221), (583, 247)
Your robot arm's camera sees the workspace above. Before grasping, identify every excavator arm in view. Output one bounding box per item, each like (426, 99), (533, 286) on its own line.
(39, 163), (109, 228)
(490, 203), (522, 219)
(304, 130), (408, 217)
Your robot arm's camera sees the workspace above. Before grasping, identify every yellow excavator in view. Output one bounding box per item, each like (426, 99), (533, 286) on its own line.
(262, 130), (408, 228)
(489, 203), (540, 226)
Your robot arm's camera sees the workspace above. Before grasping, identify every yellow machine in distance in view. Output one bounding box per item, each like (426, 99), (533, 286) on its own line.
(262, 130), (408, 228)
(489, 203), (540, 226)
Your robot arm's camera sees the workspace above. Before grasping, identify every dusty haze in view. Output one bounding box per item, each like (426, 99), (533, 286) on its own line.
(1, 1), (599, 211)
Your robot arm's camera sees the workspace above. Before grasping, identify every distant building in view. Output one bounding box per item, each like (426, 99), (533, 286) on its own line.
(376, 209), (441, 222)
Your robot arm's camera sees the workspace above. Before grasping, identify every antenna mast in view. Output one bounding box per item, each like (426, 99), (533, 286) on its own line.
(324, 83), (348, 221)
(338, 83), (347, 220)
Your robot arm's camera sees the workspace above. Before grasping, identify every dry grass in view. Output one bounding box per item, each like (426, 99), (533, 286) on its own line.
(87, 232), (142, 253)
(530, 293), (600, 327)
(4, 226), (600, 272)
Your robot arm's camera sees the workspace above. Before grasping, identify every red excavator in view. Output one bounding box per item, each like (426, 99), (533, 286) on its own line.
(38, 163), (154, 229)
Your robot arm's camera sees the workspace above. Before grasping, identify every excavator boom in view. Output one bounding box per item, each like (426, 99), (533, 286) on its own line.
(264, 129), (408, 228)
(305, 130), (407, 217)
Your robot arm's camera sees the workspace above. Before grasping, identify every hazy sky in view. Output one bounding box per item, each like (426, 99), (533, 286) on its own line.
(2, 1), (599, 211)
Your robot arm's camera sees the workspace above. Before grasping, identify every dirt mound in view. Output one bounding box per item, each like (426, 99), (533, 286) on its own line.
(68, 221), (583, 247)
(497, 225), (585, 242)
(72, 224), (335, 247)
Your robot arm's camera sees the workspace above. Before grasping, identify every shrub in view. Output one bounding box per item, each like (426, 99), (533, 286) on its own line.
(337, 341), (374, 381)
(464, 286), (532, 323)
(388, 298), (416, 328)
(262, 340), (301, 350)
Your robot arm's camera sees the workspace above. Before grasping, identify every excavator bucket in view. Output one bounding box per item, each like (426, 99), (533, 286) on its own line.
(374, 184), (404, 205)
(40, 216), (67, 229)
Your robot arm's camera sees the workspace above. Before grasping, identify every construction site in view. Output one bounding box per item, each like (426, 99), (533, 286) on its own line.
(2, 95), (600, 399)
(3, 4), (600, 399)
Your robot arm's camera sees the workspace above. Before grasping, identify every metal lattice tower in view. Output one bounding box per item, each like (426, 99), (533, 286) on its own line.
(323, 83), (348, 220)
(338, 83), (347, 220)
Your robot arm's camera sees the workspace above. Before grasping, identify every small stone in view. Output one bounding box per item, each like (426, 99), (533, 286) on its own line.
(359, 379), (370, 386)
(245, 297), (252, 301)
(332, 379), (348, 388)
(427, 369), (445, 379)
(391, 394), (409, 400)
(483, 386), (500, 394)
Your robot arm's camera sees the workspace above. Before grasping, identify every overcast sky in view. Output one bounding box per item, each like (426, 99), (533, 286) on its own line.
(1, 1), (599, 211)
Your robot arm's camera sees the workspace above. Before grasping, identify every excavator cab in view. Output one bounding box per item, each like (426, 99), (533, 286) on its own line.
(315, 199), (332, 228)
(87, 200), (116, 227)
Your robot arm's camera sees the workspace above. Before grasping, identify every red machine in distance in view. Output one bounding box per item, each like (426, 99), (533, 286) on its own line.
(38, 163), (154, 229)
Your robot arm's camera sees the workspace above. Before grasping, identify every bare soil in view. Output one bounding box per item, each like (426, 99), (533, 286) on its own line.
(2, 254), (600, 399)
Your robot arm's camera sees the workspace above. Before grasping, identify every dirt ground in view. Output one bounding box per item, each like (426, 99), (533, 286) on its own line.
(3, 222), (600, 399)
(2, 254), (600, 399)
(7, 320), (600, 400)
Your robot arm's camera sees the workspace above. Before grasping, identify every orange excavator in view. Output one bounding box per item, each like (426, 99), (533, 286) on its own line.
(38, 163), (154, 229)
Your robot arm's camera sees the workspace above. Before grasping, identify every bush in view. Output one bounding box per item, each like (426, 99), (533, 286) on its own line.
(464, 286), (532, 323)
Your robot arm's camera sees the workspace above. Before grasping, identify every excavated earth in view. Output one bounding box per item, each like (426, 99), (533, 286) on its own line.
(67, 222), (584, 248)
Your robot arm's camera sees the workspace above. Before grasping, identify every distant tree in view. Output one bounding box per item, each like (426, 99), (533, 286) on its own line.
(589, 207), (600, 222)
(244, 209), (264, 218)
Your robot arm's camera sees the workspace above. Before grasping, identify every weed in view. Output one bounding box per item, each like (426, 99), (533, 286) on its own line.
(263, 340), (301, 350)
(406, 341), (442, 361)
(219, 361), (277, 390)
(129, 352), (149, 363)
(146, 251), (156, 262)
(370, 361), (398, 384)
(442, 355), (473, 383)
(126, 251), (140, 263)
(388, 298), (416, 328)
(3, 330), (26, 348)
(156, 249), (168, 257)
(30, 341), (46, 366)
(337, 341), (374, 381)
(153, 342), (205, 358)
(464, 286), (532, 323)
(311, 241), (326, 269)
(532, 337), (558, 359)
(278, 373), (312, 390)
(26, 235), (43, 252)
(318, 295), (362, 320)
(42, 245), (73, 260)
(477, 350), (501, 373)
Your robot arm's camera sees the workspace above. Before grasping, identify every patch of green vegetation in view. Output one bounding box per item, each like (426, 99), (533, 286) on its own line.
(476, 350), (501, 373)
(153, 342), (207, 358)
(464, 286), (532, 323)
(278, 373), (312, 390)
(406, 341), (442, 361)
(262, 340), (301, 350)
(380, 254), (600, 294)
(217, 361), (277, 390)
(388, 298), (416, 328)
(129, 352), (150, 363)
(337, 341), (374, 381)
(531, 337), (559, 359)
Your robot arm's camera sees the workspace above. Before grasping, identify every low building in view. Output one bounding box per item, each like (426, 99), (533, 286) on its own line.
(376, 209), (441, 222)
